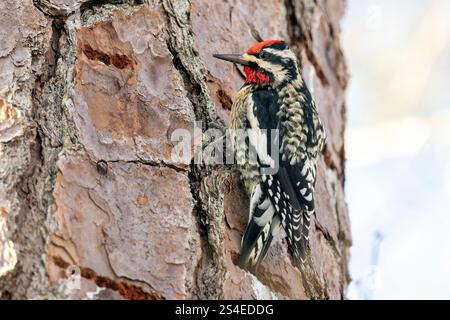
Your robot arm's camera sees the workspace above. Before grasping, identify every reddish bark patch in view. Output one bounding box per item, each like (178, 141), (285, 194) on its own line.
(136, 194), (149, 206)
(0, 207), (7, 219)
(0, 100), (16, 122)
(76, 21), (137, 74)
(52, 256), (164, 300)
(217, 89), (233, 110)
(82, 43), (133, 70)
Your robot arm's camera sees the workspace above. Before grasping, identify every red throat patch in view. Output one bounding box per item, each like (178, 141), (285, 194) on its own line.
(244, 66), (270, 84)
(246, 39), (283, 55)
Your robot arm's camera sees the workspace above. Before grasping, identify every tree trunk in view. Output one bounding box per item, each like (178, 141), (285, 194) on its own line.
(0, 0), (350, 299)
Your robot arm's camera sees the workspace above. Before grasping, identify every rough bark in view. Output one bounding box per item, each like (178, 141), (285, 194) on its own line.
(0, 0), (350, 299)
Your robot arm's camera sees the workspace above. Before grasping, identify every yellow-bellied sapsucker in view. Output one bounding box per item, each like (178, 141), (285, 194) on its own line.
(214, 40), (326, 274)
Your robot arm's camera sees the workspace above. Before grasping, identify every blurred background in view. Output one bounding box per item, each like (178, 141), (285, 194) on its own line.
(343, 0), (450, 299)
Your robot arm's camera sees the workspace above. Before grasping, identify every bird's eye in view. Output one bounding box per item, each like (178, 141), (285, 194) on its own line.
(259, 51), (267, 59)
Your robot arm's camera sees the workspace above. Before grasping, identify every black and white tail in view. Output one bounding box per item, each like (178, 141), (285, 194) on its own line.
(238, 172), (313, 273)
(238, 184), (281, 274)
(262, 174), (312, 264)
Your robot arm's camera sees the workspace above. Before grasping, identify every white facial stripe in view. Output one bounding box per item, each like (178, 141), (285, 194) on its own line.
(243, 53), (258, 63)
(258, 59), (288, 84)
(264, 48), (297, 61)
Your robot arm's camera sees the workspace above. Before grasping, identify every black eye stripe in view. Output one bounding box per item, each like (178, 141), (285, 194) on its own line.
(266, 41), (288, 51)
(259, 51), (290, 65)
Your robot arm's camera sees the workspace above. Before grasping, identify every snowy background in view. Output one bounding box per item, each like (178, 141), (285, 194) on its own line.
(343, 0), (450, 299)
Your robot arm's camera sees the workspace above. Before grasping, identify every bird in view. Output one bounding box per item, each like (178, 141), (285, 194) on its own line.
(213, 40), (326, 274)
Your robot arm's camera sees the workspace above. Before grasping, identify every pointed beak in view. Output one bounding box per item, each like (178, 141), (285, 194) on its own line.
(213, 53), (251, 66)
